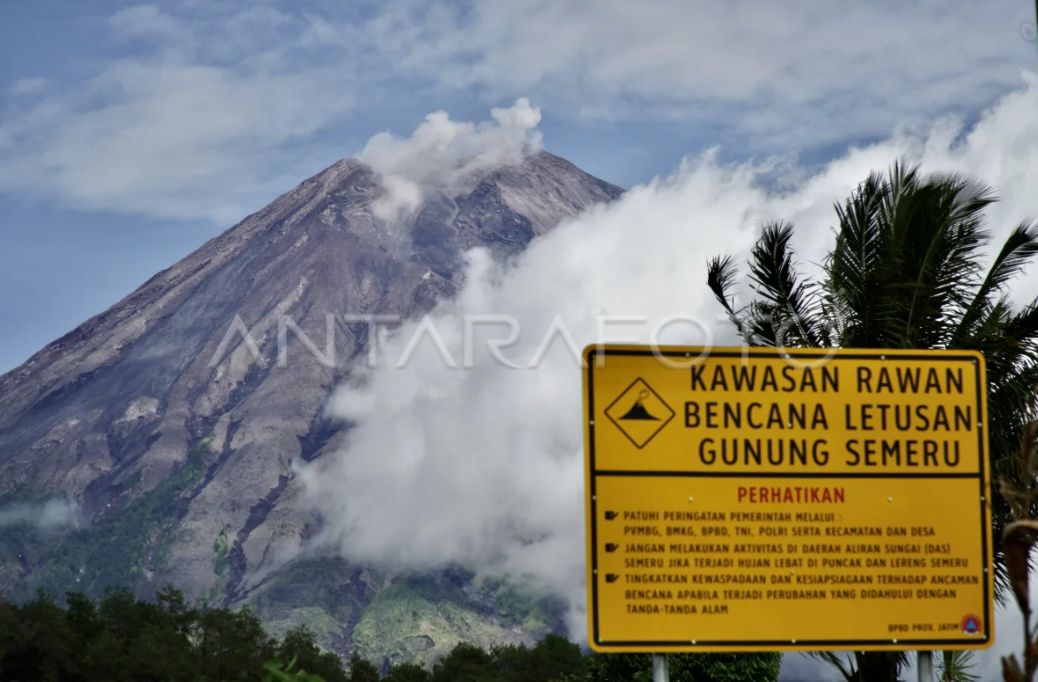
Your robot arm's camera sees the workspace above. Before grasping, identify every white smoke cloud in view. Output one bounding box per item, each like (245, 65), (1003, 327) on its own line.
(0, 498), (79, 530)
(358, 98), (543, 220)
(301, 74), (1038, 679)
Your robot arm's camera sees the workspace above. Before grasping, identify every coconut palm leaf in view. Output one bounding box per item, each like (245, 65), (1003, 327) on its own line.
(806, 652), (855, 680)
(706, 255), (743, 333)
(938, 650), (981, 681)
(881, 171), (992, 348)
(826, 170), (887, 345)
(952, 223), (1038, 347)
(1006, 298), (1038, 343)
(745, 222), (823, 348)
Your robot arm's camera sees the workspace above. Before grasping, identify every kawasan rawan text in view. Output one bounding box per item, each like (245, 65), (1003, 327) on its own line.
(681, 362), (977, 469)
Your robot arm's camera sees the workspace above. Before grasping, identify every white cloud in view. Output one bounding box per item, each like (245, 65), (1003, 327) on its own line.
(8, 78), (48, 97)
(352, 0), (1035, 148)
(0, 498), (79, 530)
(0, 0), (1033, 221)
(300, 80), (1038, 678)
(108, 4), (186, 41)
(1, 60), (355, 222)
(0, 4), (358, 222)
(358, 98), (543, 220)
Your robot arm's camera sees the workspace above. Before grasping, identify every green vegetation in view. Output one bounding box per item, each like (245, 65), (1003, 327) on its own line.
(214, 531), (230, 577)
(0, 438), (213, 602)
(253, 557), (361, 627)
(2, 518), (574, 673)
(353, 583), (507, 668)
(0, 585), (345, 682)
(250, 556), (365, 652)
(581, 651), (781, 682)
(708, 161), (1038, 682)
(477, 576), (563, 637)
(0, 588), (781, 682)
(348, 570), (568, 669)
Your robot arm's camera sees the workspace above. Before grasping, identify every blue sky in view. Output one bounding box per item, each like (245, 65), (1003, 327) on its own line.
(0, 0), (1035, 373)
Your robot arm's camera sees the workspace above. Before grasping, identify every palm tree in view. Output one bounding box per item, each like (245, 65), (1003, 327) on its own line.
(706, 160), (1038, 682)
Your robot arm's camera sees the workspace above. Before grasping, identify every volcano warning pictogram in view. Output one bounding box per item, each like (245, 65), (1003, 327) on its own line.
(618, 391), (659, 420)
(604, 378), (674, 449)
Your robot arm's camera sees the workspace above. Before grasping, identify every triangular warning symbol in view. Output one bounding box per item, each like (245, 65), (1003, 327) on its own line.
(605, 379), (674, 449)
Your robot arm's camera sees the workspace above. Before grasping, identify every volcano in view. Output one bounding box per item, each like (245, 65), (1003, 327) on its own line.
(618, 392), (661, 420)
(0, 151), (622, 666)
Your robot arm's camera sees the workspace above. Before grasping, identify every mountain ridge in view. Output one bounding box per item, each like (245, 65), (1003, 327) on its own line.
(0, 150), (622, 665)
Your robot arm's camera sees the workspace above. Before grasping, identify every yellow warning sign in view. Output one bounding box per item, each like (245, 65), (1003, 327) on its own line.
(583, 346), (993, 653)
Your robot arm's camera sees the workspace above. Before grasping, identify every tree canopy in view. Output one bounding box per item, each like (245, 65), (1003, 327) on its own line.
(0, 586), (781, 682)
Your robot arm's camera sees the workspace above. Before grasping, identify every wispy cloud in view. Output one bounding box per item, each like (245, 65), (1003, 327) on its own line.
(0, 0), (1033, 222)
(336, 0), (1035, 145)
(8, 78), (48, 97)
(0, 498), (78, 530)
(0, 3), (360, 223)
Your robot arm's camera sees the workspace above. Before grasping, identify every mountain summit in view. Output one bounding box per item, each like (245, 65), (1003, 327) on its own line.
(0, 151), (622, 665)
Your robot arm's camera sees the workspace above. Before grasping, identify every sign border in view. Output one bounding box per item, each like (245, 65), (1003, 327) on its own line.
(583, 345), (993, 653)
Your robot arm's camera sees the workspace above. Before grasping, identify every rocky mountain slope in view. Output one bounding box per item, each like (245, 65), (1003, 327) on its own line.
(0, 151), (622, 667)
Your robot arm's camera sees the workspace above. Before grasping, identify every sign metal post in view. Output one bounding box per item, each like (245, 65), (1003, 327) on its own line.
(652, 653), (669, 682)
(918, 650), (933, 682)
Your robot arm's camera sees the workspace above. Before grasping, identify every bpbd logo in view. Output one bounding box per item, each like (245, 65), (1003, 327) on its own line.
(960, 614), (982, 636)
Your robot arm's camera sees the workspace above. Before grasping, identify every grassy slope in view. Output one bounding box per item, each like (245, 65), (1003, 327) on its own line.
(248, 556), (366, 646)
(352, 576), (564, 669)
(354, 584), (516, 669)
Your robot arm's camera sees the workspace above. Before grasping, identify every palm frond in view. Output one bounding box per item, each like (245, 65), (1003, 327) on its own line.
(806, 652), (855, 681)
(939, 171), (1000, 225)
(876, 159), (920, 246)
(826, 171), (887, 345)
(953, 223), (1038, 347)
(987, 222), (1038, 289)
(1007, 297), (1038, 342)
(747, 222), (823, 347)
(706, 255), (743, 334)
(882, 169), (991, 347)
(937, 650), (981, 682)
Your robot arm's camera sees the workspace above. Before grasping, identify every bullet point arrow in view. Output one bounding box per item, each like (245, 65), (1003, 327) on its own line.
(605, 543), (619, 552)
(604, 511), (618, 520)
(605, 574), (619, 583)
